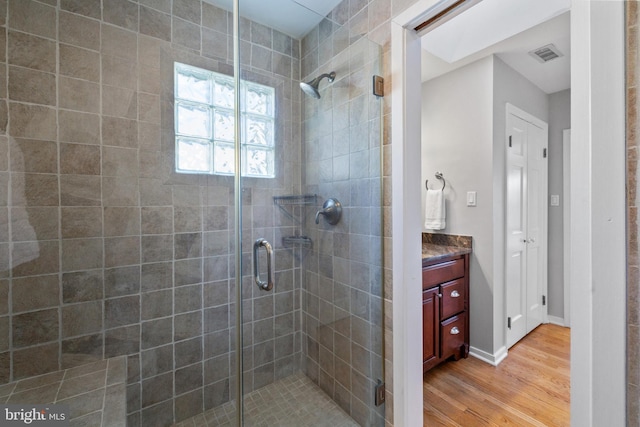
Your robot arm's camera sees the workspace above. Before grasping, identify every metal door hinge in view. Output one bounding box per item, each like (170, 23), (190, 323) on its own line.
(375, 380), (385, 406)
(543, 148), (547, 158)
(542, 295), (546, 306)
(507, 317), (512, 329)
(373, 75), (384, 97)
(508, 135), (512, 147)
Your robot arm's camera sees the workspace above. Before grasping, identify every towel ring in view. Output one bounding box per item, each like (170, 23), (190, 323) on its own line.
(426, 172), (446, 191)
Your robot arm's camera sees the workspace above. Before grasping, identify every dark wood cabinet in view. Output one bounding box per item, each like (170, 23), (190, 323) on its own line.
(422, 287), (439, 368)
(422, 253), (470, 373)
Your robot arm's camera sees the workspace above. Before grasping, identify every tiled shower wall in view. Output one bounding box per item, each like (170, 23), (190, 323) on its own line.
(299, 6), (386, 426)
(628, 2), (640, 426)
(0, 0), (304, 425)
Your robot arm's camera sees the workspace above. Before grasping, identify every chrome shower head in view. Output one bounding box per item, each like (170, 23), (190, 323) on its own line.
(300, 71), (336, 99)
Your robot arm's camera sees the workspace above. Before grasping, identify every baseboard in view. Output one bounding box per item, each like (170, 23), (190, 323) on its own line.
(547, 316), (567, 327)
(469, 345), (508, 366)
(469, 323), (569, 368)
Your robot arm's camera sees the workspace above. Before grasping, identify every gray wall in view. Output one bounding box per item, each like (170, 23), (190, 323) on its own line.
(548, 89), (570, 319)
(422, 55), (562, 357)
(421, 56), (494, 354)
(492, 56), (550, 353)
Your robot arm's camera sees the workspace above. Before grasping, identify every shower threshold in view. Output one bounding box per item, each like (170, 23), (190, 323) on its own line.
(172, 372), (359, 427)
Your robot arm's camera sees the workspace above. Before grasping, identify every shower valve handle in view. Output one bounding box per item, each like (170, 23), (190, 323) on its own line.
(315, 198), (342, 225)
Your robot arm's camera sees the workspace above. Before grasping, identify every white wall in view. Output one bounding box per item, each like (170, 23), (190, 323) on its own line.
(422, 55), (550, 358)
(391, 16), (427, 427)
(548, 89), (570, 320)
(571, 1), (626, 425)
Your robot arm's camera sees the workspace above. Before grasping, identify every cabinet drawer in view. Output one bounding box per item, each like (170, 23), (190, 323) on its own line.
(441, 313), (466, 360)
(422, 258), (465, 289)
(440, 279), (465, 319)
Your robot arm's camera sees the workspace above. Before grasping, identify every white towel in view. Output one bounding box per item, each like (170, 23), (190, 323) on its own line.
(424, 189), (446, 230)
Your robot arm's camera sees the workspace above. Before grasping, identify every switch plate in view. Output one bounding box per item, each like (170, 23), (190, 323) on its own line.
(550, 194), (560, 206)
(467, 191), (477, 207)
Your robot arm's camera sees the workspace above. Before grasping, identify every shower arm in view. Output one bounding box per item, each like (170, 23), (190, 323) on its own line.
(316, 72), (335, 83)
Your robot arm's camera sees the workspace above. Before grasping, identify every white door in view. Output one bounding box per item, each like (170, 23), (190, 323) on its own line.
(525, 122), (547, 334)
(505, 105), (548, 349)
(506, 113), (528, 347)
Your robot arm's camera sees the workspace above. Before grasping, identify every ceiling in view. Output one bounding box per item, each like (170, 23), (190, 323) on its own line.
(203, 0), (342, 39)
(201, 0), (571, 93)
(421, 0), (571, 94)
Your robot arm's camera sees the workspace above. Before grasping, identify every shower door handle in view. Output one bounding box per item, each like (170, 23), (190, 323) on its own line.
(253, 238), (274, 291)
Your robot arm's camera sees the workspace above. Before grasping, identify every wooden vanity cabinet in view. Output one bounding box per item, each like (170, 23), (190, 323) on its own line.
(422, 253), (470, 373)
(422, 287), (439, 368)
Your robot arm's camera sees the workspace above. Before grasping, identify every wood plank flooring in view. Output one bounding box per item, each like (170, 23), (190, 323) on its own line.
(423, 324), (570, 426)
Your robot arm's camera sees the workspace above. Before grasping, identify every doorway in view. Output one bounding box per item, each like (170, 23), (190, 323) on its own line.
(419, 11), (563, 362)
(391, 1), (626, 426)
(505, 104), (548, 349)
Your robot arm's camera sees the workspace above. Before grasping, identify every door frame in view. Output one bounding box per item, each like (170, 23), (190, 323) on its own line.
(390, 1), (625, 427)
(563, 128), (571, 327)
(504, 103), (549, 349)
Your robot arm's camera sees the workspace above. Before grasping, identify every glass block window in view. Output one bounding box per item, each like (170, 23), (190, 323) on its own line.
(174, 62), (275, 178)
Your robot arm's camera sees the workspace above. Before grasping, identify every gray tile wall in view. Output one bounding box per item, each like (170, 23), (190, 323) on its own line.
(299, 1), (387, 425)
(628, 2), (639, 426)
(0, 0), (406, 424)
(0, 0), (303, 425)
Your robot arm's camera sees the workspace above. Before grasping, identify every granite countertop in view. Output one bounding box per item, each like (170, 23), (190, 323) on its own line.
(421, 233), (472, 263)
(422, 242), (472, 263)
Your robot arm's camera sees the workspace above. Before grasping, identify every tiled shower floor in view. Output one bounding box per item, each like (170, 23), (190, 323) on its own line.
(173, 372), (359, 427)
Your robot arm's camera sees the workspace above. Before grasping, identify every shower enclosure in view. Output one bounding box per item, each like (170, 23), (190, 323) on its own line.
(0, 0), (385, 425)
(229, 2), (386, 424)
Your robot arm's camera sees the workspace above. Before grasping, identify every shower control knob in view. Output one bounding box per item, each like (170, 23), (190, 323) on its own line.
(315, 198), (342, 225)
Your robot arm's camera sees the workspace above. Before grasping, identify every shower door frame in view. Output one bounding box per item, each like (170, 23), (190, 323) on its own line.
(232, 1), (244, 425)
(229, 2), (387, 425)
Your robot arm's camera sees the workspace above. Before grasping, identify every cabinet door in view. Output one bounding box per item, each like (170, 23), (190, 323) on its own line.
(423, 287), (440, 371)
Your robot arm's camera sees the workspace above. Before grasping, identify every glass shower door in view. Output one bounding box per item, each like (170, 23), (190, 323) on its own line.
(234, 0), (309, 423)
(297, 35), (386, 427)
(233, 0), (386, 425)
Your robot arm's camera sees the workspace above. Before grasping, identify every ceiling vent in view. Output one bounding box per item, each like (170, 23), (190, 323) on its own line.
(529, 44), (564, 63)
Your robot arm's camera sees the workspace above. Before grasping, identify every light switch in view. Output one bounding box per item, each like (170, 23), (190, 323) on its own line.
(550, 194), (560, 206)
(467, 191), (477, 207)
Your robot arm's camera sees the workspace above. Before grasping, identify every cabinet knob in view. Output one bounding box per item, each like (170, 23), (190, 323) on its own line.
(450, 290), (460, 298)
(450, 326), (460, 335)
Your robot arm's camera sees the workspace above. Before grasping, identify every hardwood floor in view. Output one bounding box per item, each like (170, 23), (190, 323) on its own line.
(423, 324), (570, 426)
